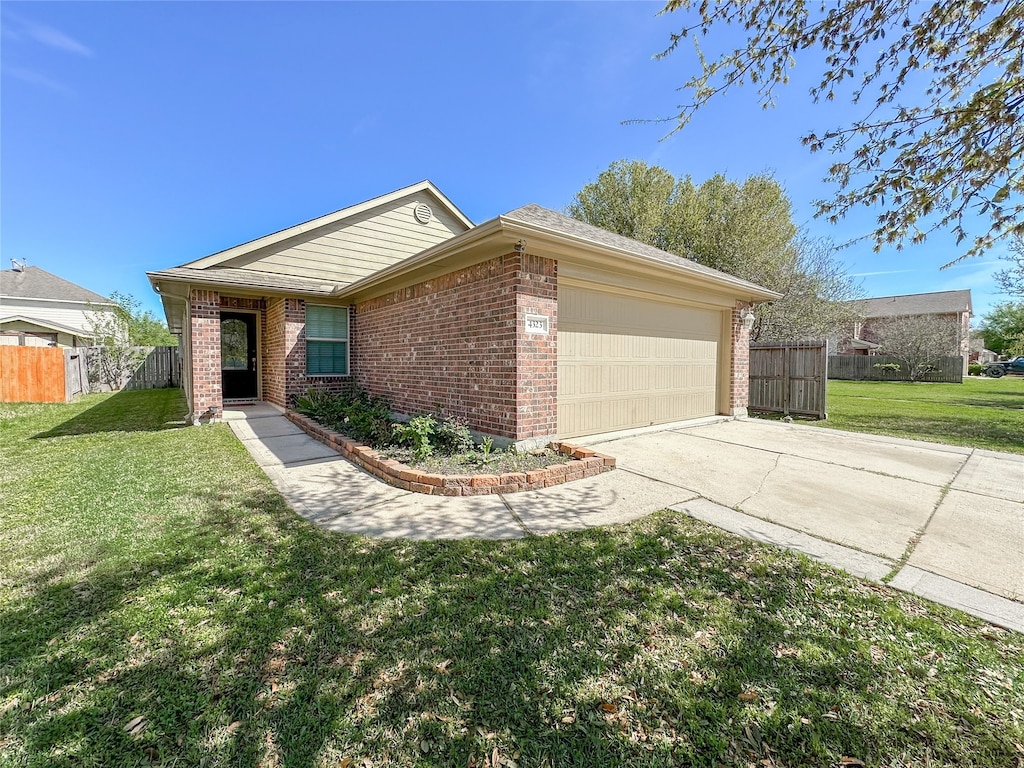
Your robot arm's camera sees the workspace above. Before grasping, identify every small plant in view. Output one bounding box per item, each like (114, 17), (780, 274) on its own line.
(968, 363), (983, 376)
(480, 436), (494, 460)
(394, 415), (436, 461)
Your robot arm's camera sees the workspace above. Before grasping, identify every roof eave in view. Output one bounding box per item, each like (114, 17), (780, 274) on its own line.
(333, 215), (780, 303)
(497, 216), (782, 302)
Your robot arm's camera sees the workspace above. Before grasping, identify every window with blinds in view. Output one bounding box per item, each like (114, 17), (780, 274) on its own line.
(306, 304), (349, 376)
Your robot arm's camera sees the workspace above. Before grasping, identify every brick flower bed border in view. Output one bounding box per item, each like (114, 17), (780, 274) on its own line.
(286, 411), (615, 496)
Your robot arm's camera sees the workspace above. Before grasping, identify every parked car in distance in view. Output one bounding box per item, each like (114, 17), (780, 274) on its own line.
(983, 355), (1024, 377)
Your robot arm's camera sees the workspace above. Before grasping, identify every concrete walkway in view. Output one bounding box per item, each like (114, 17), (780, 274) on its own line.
(224, 405), (1024, 633)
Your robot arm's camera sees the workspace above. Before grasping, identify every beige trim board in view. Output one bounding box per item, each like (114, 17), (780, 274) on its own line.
(558, 273), (739, 312)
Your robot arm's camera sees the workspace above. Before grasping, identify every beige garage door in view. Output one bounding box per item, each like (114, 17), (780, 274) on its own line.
(558, 285), (722, 438)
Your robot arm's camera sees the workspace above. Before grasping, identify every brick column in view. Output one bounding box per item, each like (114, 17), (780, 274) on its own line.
(729, 302), (751, 417)
(283, 298), (308, 406)
(512, 252), (558, 443)
(190, 288), (222, 422)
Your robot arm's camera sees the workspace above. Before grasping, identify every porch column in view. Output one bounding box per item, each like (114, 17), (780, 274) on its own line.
(190, 288), (222, 422)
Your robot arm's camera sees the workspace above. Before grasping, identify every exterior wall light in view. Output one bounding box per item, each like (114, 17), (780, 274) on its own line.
(740, 308), (756, 331)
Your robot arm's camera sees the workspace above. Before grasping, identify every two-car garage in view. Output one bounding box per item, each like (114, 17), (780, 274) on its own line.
(557, 282), (726, 438)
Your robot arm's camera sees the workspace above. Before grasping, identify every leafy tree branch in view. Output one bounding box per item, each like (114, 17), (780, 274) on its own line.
(652, 0), (1024, 262)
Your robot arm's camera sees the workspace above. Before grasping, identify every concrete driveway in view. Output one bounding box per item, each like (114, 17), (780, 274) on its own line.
(583, 419), (1024, 603)
(226, 406), (1023, 631)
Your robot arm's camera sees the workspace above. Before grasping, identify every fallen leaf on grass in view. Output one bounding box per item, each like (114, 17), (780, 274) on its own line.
(123, 715), (147, 736)
(600, 702), (618, 713)
(738, 691), (759, 703)
(226, 721), (241, 734)
(839, 758), (865, 767)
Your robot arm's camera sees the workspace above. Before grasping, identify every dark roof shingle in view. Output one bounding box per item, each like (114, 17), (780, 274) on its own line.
(854, 290), (972, 318)
(0, 266), (110, 304)
(148, 267), (343, 295)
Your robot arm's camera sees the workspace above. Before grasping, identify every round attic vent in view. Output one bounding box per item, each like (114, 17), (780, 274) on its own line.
(414, 203), (433, 224)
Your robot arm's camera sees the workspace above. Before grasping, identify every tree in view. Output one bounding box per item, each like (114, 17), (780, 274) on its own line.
(994, 235), (1024, 297)
(108, 291), (177, 346)
(85, 292), (176, 391)
(567, 160), (862, 342)
(874, 314), (963, 382)
(655, 0), (1024, 262)
(86, 300), (145, 391)
(980, 301), (1024, 356)
(565, 160), (678, 250)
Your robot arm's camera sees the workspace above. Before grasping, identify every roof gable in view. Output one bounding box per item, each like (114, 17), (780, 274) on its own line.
(180, 181), (473, 286)
(0, 266), (110, 304)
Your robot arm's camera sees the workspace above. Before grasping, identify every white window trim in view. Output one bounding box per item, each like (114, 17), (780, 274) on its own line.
(306, 304), (351, 377)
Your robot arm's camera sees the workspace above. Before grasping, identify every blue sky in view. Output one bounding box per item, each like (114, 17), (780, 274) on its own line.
(2, 1), (1011, 321)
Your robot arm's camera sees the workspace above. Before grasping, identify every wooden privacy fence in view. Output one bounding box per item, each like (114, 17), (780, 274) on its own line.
(124, 346), (180, 390)
(84, 346), (181, 392)
(0, 346), (67, 403)
(65, 349), (89, 399)
(828, 355), (963, 383)
(0, 345), (180, 402)
(749, 341), (828, 419)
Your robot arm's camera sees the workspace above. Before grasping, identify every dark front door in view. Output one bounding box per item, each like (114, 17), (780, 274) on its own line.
(221, 312), (258, 399)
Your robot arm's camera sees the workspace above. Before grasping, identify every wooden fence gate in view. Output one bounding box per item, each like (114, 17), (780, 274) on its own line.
(748, 341), (828, 419)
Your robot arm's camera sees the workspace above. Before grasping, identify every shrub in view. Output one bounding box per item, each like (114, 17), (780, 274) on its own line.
(968, 363), (983, 376)
(295, 389), (395, 447)
(433, 416), (474, 455)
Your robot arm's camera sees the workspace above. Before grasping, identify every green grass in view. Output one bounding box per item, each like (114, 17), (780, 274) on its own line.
(2, 390), (1023, 768)
(811, 377), (1024, 454)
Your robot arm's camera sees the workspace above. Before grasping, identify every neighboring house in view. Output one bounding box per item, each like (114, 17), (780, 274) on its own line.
(837, 290), (972, 371)
(969, 338), (999, 364)
(0, 264), (118, 347)
(148, 181), (778, 443)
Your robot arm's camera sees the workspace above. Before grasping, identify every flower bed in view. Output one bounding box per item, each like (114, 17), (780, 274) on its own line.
(286, 411), (615, 496)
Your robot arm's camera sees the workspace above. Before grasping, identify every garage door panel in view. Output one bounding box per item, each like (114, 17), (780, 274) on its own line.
(558, 286), (722, 438)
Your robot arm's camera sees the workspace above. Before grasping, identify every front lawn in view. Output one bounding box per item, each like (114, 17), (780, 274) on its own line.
(812, 377), (1024, 454)
(2, 390), (1022, 767)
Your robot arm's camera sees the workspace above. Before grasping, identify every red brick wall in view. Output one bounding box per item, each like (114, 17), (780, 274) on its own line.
(729, 303), (751, 415)
(351, 252), (557, 441)
(263, 298), (287, 408)
(189, 289), (222, 419)
(513, 253), (557, 439)
(265, 296), (351, 408)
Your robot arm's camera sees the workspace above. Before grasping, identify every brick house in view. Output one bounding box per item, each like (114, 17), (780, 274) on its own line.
(148, 182), (778, 444)
(837, 290), (972, 373)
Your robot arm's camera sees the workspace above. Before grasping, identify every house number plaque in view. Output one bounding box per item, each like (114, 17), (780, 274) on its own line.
(525, 314), (549, 334)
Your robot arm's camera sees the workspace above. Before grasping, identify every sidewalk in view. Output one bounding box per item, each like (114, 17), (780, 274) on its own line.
(224, 404), (1024, 633)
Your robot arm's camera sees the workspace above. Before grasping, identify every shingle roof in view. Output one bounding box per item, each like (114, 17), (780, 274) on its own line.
(853, 290), (972, 319)
(0, 266), (110, 304)
(147, 266), (342, 295)
(502, 204), (777, 296)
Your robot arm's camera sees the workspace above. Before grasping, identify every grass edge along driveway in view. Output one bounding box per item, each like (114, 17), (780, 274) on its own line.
(1, 389), (1022, 768)
(808, 377), (1024, 455)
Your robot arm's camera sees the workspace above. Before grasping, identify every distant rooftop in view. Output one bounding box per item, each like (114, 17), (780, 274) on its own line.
(851, 290), (972, 318)
(0, 265), (110, 304)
